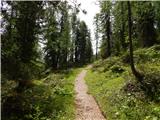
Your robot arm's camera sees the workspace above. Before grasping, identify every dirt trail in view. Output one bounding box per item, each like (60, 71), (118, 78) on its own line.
(75, 65), (106, 120)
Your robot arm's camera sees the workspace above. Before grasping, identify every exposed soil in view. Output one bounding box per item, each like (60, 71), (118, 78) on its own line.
(75, 65), (106, 120)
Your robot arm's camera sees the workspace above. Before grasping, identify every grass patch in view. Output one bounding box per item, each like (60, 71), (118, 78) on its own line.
(85, 45), (160, 120)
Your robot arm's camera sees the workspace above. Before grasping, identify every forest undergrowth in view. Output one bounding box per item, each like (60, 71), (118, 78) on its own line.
(85, 45), (160, 120)
(2, 67), (82, 120)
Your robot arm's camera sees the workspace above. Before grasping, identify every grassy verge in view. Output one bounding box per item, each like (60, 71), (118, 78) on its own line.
(85, 45), (160, 120)
(2, 67), (83, 120)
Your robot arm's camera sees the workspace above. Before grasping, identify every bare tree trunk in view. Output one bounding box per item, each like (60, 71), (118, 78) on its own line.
(128, 1), (143, 81)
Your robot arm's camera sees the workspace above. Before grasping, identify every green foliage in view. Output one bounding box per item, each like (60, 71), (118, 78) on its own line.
(112, 1), (128, 53)
(2, 67), (82, 120)
(85, 31), (93, 63)
(2, 0), (160, 120)
(110, 64), (125, 73)
(74, 21), (93, 64)
(121, 45), (160, 100)
(96, 1), (160, 58)
(99, 1), (112, 58)
(85, 45), (160, 120)
(1, 1), (44, 83)
(44, 1), (93, 68)
(138, 62), (160, 101)
(134, 45), (160, 63)
(44, 1), (71, 69)
(100, 39), (108, 59)
(121, 45), (160, 64)
(94, 13), (100, 59)
(136, 1), (156, 47)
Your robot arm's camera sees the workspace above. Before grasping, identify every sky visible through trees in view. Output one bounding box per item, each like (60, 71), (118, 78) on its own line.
(68, 0), (100, 54)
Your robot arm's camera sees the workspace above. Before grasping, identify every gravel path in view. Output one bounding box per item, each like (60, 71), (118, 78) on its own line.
(75, 65), (106, 120)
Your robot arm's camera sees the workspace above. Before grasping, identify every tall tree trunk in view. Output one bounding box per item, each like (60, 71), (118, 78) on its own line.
(65, 45), (68, 69)
(96, 36), (98, 60)
(95, 19), (99, 60)
(107, 16), (111, 57)
(128, 1), (143, 81)
(106, 14), (111, 57)
(71, 40), (74, 63)
(75, 36), (78, 63)
(120, 2), (126, 50)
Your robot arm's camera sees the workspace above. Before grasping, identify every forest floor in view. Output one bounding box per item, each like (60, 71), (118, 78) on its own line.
(85, 45), (160, 120)
(75, 65), (106, 120)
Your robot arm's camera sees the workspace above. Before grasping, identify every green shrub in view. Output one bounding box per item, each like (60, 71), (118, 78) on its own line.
(121, 45), (160, 64)
(137, 63), (160, 101)
(110, 65), (125, 73)
(135, 45), (160, 63)
(121, 52), (130, 64)
(1, 67), (81, 120)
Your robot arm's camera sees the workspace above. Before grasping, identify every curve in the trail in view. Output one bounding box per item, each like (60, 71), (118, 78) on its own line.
(75, 66), (106, 120)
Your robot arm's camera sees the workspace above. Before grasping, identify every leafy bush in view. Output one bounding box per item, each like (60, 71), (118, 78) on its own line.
(93, 57), (124, 73)
(2, 68), (81, 120)
(136, 65), (160, 101)
(135, 46), (160, 63)
(121, 45), (160, 64)
(121, 52), (130, 64)
(110, 65), (125, 73)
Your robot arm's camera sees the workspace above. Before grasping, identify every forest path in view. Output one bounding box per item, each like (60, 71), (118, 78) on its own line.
(75, 65), (106, 120)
